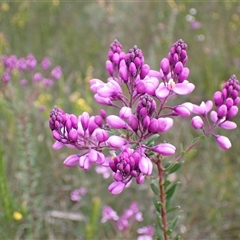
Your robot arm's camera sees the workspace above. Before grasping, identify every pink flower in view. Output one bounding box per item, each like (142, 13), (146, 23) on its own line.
(108, 181), (126, 195)
(136, 77), (159, 96)
(191, 116), (204, 129)
(107, 136), (127, 148)
(138, 156), (153, 175)
(192, 100), (213, 116)
(152, 143), (176, 156)
(106, 115), (127, 129)
(215, 135), (232, 150)
(155, 79), (195, 99)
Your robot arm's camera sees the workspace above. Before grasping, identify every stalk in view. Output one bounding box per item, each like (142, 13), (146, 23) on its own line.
(157, 159), (169, 240)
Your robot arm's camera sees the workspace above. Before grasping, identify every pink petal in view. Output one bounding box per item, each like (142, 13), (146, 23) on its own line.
(220, 121), (237, 130)
(210, 111), (218, 123)
(52, 141), (64, 150)
(155, 83), (170, 99)
(174, 82), (195, 95)
(108, 181), (125, 195)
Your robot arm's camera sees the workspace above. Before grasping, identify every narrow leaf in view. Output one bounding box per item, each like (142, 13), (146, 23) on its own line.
(146, 134), (160, 146)
(166, 206), (180, 213)
(168, 161), (184, 174)
(166, 181), (180, 202)
(169, 215), (180, 232)
(153, 197), (161, 213)
(151, 182), (160, 195)
(163, 180), (171, 189)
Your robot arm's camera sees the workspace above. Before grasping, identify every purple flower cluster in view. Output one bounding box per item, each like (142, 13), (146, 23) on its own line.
(101, 202), (154, 239)
(49, 39), (240, 194)
(1, 54), (62, 86)
(70, 187), (87, 202)
(191, 75), (240, 149)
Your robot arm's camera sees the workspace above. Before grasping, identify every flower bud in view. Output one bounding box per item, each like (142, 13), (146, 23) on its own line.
(227, 105), (238, 119)
(178, 67), (189, 83)
(119, 107), (132, 119)
(105, 60), (114, 76)
(213, 91), (223, 106)
(174, 61), (183, 74)
(191, 116), (204, 129)
(217, 104), (227, 118)
(215, 135), (232, 150)
(128, 114), (139, 132)
(153, 143), (176, 156)
(108, 181), (125, 195)
(106, 115), (127, 129)
(160, 58), (169, 75)
(138, 156), (153, 175)
(107, 136), (127, 148)
(140, 64), (150, 79)
(63, 154), (79, 167)
(68, 129), (78, 142)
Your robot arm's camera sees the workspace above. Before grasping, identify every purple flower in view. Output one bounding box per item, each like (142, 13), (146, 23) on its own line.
(173, 102), (193, 117)
(70, 187), (87, 202)
(2, 72), (11, 83)
(17, 58), (27, 71)
(138, 156), (153, 175)
(191, 116), (204, 129)
(107, 136), (127, 148)
(64, 154), (80, 167)
(152, 143), (176, 156)
(136, 76), (159, 96)
(192, 100), (213, 116)
(101, 205), (119, 222)
(20, 79), (28, 86)
(41, 57), (51, 70)
(26, 54), (37, 71)
(51, 66), (62, 80)
(210, 111), (237, 129)
(106, 115), (127, 129)
(97, 79), (123, 98)
(33, 72), (43, 82)
(215, 135), (232, 150)
(155, 79), (195, 99)
(108, 181), (126, 195)
(190, 21), (202, 30)
(119, 106), (132, 119)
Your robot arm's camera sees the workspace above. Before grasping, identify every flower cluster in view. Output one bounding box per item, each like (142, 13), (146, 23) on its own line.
(191, 75), (240, 149)
(1, 54), (62, 86)
(101, 202), (153, 239)
(49, 39), (240, 195)
(70, 187), (87, 202)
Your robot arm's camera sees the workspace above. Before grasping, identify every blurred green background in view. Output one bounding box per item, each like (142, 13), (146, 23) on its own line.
(0, 1), (240, 239)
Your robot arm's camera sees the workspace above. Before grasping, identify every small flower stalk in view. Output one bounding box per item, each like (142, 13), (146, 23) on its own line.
(48, 39), (240, 239)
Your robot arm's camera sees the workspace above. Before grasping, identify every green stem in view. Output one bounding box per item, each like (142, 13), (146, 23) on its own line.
(157, 159), (169, 240)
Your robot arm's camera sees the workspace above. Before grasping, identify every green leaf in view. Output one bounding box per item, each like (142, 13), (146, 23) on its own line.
(167, 161), (184, 174)
(169, 215), (180, 232)
(166, 206), (180, 213)
(155, 225), (163, 240)
(153, 197), (161, 213)
(163, 180), (171, 189)
(164, 161), (172, 170)
(145, 134), (160, 146)
(166, 181), (180, 202)
(151, 182), (160, 195)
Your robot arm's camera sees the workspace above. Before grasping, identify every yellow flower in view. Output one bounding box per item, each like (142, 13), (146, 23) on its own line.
(13, 211), (22, 221)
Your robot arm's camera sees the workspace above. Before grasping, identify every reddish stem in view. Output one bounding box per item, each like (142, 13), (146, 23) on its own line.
(156, 159), (169, 240)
